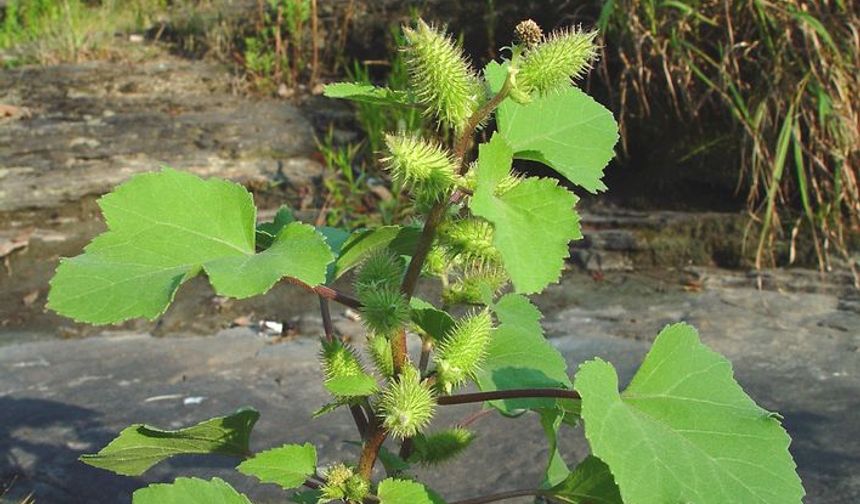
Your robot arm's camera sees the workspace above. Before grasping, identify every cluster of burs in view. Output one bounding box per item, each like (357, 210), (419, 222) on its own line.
(313, 19), (597, 502)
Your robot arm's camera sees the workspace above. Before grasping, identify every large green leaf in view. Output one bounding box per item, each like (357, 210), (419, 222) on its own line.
(574, 323), (804, 504)
(237, 443), (317, 490)
(132, 477), (251, 504)
(470, 134), (580, 294)
(485, 61), (618, 193)
(377, 479), (446, 504)
(48, 169), (333, 324)
(474, 294), (571, 412)
(548, 456), (622, 504)
(332, 225), (421, 279)
(323, 82), (413, 107)
(80, 408), (258, 476)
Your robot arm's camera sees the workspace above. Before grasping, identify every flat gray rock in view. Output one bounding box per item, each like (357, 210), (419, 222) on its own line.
(1, 270), (858, 503)
(0, 56), (322, 212)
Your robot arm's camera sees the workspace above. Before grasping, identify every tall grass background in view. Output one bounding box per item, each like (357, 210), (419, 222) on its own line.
(596, 0), (859, 282)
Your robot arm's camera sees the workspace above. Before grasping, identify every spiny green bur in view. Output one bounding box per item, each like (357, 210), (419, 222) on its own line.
(50, 16), (803, 504)
(379, 365), (436, 439)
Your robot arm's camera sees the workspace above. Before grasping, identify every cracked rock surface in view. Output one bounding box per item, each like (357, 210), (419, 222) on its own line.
(1, 270), (858, 503)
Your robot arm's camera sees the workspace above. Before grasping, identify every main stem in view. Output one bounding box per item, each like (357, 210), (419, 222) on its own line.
(358, 75), (516, 478)
(400, 70), (515, 300)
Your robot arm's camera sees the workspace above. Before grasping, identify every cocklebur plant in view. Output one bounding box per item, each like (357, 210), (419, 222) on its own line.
(47, 18), (805, 504)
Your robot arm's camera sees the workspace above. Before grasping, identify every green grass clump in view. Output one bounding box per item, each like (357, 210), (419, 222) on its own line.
(1, 0), (168, 66)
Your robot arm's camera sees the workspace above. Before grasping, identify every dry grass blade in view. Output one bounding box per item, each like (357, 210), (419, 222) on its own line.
(600, 0), (859, 281)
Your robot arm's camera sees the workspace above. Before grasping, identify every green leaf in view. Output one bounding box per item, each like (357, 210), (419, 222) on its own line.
(256, 206), (296, 249)
(319, 226), (351, 282)
(324, 373), (379, 397)
(237, 443), (317, 490)
(377, 479), (446, 504)
(474, 294), (572, 412)
(409, 297), (455, 342)
(548, 456), (622, 504)
(470, 134), (581, 294)
(323, 82), (413, 106)
(48, 169), (333, 324)
(132, 477), (251, 504)
(333, 225), (421, 279)
(486, 61), (618, 193)
(80, 408), (258, 476)
(539, 409), (570, 487)
(574, 323), (804, 504)
(206, 222), (333, 298)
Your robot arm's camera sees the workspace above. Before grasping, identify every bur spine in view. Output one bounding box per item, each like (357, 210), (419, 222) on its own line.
(357, 287), (411, 336)
(379, 364), (436, 439)
(320, 339), (366, 384)
(517, 27), (598, 95)
(438, 218), (500, 266)
(367, 332), (395, 378)
(410, 427), (475, 465)
(354, 250), (405, 295)
(442, 266), (508, 306)
(433, 310), (494, 393)
(402, 20), (481, 131)
(383, 134), (458, 203)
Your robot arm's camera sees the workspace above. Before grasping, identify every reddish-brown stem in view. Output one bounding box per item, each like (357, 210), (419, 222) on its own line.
(285, 277), (362, 310)
(438, 388), (580, 406)
(456, 407), (494, 428)
(357, 418), (386, 480)
(448, 489), (546, 504)
(390, 329), (408, 375)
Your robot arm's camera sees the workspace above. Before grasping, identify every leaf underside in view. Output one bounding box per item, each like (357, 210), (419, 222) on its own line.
(548, 456), (622, 504)
(574, 323), (805, 504)
(80, 408), (259, 476)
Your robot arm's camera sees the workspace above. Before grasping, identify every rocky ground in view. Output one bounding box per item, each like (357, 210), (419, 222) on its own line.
(1, 269), (858, 503)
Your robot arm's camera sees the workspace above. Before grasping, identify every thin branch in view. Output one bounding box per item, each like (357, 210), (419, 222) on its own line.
(453, 69), (516, 167)
(418, 338), (433, 376)
(448, 489), (546, 504)
(318, 296), (334, 343)
(456, 407), (493, 428)
(319, 295), (367, 439)
(285, 277), (362, 310)
(438, 388), (580, 406)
